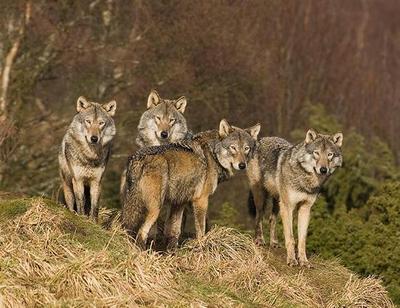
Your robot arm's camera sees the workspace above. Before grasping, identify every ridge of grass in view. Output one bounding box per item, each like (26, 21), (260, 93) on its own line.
(0, 196), (394, 307)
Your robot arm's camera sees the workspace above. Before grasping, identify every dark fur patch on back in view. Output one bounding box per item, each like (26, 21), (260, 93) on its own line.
(128, 142), (194, 163)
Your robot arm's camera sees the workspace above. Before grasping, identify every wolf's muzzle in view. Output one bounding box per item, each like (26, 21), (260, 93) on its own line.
(90, 136), (99, 143)
(161, 131), (169, 139)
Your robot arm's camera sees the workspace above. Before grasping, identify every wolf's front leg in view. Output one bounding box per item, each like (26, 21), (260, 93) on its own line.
(269, 198), (280, 248)
(193, 196), (209, 238)
(72, 178), (85, 215)
(89, 179), (101, 222)
(279, 199), (297, 266)
(62, 180), (75, 212)
(250, 184), (266, 246)
(297, 201), (313, 268)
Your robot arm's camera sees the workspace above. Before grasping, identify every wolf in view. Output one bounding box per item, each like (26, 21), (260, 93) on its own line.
(247, 129), (343, 267)
(120, 90), (189, 198)
(121, 119), (260, 249)
(136, 89), (189, 147)
(59, 96), (117, 222)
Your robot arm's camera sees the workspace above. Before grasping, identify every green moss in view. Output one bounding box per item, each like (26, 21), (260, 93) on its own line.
(43, 199), (129, 255)
(0, 198), (29, 219)
(178, 275), (262, 307)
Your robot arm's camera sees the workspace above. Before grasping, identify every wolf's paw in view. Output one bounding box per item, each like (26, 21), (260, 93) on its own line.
(166, 237), (179, 251)
(287, 257), (299, 267)
(299, 259), (313, 269)
(269, 240), (280, 249)
(254, 238), (266, 246)
(135, 237), (147, 250)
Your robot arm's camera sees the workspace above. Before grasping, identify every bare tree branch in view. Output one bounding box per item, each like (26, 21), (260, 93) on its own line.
(0, 1), (31, 119)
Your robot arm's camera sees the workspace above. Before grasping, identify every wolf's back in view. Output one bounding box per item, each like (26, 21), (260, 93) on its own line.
(258, 137), (291, 174)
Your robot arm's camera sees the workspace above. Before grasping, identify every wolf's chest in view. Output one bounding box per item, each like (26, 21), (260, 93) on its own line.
(72, 164), (105, 180)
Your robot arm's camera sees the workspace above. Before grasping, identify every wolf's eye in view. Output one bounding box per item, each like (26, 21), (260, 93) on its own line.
(328, 152), (334, 158)
(313, 150), (319, 156)
(229, 145), (237, 152)
(244, 146), (250, 152)
(98, 121), (105, 126)
(169, 118), (175, 124)
(155, 116), (161, 122)
(85, 119), (92, 125)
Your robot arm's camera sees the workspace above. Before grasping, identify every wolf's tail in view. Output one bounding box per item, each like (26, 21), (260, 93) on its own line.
(248, 190), (257, 218)
(121, 159), (145, 237)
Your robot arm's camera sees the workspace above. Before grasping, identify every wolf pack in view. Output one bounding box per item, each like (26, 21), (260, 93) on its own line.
(59, 90), (343, 268)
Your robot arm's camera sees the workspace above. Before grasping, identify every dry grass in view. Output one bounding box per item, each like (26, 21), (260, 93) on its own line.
(0, 197), (394, 307)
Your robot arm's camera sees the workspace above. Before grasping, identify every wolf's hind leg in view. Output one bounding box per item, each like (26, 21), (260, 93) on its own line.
(250, 183), (265, 246)
(137, 201), (161, 249)
(136, 174), (163, 249)
(279, 199), (297, 266)
(62, 180), (75, 212)
(192, 196), (209, 238)
(164, 203), (185, 249)
(269, 198), (280, 248)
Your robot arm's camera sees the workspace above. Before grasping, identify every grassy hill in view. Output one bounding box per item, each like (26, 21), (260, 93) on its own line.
(0, 194), (394, 307)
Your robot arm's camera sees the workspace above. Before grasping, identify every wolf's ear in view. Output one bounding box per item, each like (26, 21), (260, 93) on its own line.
(219, 119), (232, 138)
(174, 96), (187, 113)
(103, 100), (117, 116)
(76, 96), (91, 112)
(147, 90), (160, 109)
(305, 129), (318, 144)
(332, 132), (343, 147)
(246, 123), (261, 140)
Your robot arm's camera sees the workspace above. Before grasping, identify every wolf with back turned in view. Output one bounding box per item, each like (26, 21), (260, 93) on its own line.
(120, 90), (189, 198)
(247, 129), (343, 267)
(59, 96), (117, 221)
(122, 119), (260, 249)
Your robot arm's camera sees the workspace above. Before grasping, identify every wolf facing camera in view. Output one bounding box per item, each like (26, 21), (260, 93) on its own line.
(59, 96), (117, 222)
(247, 129), (343, 267)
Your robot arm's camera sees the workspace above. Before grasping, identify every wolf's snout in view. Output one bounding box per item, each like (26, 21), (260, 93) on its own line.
(90, 136), (99, 143)
(161, 131), (169, 139)
(320, 166), (328, 174)
(239, 162), (246, 170)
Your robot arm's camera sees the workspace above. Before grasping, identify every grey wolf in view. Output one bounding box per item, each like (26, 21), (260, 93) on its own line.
(121, 119), (260, 249)
(247, 129), (343, 267)
(59, 96), (117, 222)
(120, 90), (190, 198)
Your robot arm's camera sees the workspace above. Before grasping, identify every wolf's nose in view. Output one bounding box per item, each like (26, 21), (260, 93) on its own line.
(161, 131), (168, 139)
(90, 136), (99, 143)
(239, 162), (246, 170)
(320, 167), (328, 174)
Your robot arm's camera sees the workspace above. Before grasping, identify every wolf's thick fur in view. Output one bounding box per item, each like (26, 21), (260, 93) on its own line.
(59, 96), (117, 221)
(247, 129), (343, 267)
(122, 119), (260, 248)
(120, 90), (190, 199)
